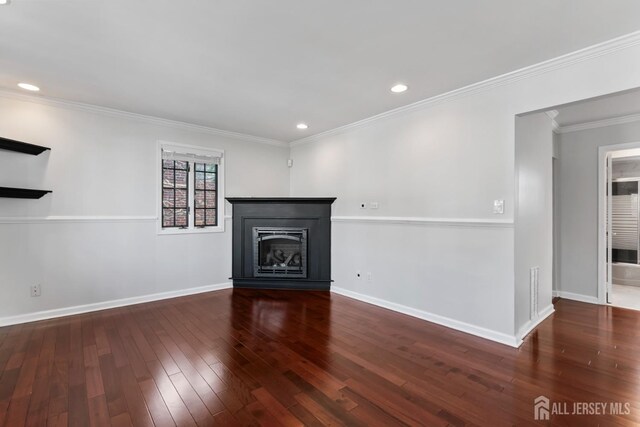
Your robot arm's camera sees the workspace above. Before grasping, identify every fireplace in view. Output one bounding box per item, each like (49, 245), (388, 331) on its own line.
(227, 197), (336, 290)
(253, 227), (308, 278)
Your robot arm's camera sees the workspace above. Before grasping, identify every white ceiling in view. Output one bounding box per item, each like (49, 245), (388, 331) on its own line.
(555, 88), (640, 128)
(2, 1), (640, 142)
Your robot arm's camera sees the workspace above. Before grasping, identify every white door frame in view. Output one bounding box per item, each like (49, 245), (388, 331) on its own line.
(598, 141), (640, 304)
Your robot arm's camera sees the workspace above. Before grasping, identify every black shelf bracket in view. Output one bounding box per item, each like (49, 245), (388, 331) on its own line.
(0, 136), (51, 156)
(0, 187), (52, 199)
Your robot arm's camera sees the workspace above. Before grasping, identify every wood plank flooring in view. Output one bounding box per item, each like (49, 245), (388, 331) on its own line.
(0, 289), (639, 426)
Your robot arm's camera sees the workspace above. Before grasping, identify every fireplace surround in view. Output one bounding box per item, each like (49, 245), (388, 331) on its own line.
(227, 197), (336, 290)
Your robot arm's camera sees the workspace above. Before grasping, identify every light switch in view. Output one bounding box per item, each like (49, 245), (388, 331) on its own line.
(493, 199), (504, 214)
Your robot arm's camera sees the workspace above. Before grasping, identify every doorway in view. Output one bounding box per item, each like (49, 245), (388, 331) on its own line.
(529, 87), (640, 310)
(600, 144), (640, 310)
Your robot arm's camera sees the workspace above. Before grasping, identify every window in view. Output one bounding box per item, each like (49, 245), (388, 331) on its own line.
(194, 163), (218, 227)
(162, 160), (189, 228)
(158, 142), (224, 234)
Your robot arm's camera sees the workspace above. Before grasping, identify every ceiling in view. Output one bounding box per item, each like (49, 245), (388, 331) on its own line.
(2, 1), (640, 143)
(555, 88), (640, 128)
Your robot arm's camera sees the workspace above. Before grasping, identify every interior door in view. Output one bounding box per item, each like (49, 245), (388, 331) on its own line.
(606, 153), (613, 304)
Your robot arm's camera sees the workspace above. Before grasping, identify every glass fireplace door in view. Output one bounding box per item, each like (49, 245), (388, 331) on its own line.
(253, 227), (308, 278)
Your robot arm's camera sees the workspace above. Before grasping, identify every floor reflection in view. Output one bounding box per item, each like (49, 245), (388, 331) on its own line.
(230, 288), (332, 366)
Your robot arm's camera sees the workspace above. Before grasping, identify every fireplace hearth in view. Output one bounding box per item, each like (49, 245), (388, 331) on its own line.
(227, 197), (336, 290)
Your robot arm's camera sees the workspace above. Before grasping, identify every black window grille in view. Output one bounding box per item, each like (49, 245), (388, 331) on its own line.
(162, 160), (189, 228)
(194, 163), (218, 227)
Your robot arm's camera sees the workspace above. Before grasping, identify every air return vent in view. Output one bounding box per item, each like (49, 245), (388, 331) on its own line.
(530, 266), (539, 320)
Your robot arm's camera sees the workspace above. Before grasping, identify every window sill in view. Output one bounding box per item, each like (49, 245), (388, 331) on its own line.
(157, 225), (225, 235)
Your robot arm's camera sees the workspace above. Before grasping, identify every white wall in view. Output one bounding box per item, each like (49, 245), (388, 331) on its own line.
(0, 95), (290, 322)
(290, 38), (640, 344)
(514, 113), (554, 337)
(556, 120), (640, 300)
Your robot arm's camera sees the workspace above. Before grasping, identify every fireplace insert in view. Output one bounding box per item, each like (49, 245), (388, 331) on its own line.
(253, 227), (308, 278)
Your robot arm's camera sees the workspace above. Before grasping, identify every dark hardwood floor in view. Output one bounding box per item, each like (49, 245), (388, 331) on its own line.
(0, 289), (639, 426)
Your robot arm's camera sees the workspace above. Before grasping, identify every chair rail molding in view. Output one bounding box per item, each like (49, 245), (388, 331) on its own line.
(331, 215), (514, 228)
(0, 215), (233, 224)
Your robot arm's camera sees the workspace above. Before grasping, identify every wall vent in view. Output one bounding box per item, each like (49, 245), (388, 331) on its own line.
(530, 266), (539, 320)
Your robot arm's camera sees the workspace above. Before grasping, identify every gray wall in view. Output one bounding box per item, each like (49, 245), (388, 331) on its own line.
(556, 121), (640, 299)
(515, 113), (554, 336)
(0, 95), (290, 322)
(290, 37), (640, 345)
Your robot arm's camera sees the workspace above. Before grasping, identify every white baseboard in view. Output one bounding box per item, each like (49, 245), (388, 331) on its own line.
(0, 282), (232, 327)
(331, 286), (520, 348)
(553, 290), (600, 305)
(516, 304), (555, 342)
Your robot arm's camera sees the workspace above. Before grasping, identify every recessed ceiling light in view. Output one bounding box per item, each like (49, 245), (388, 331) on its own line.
(0, 0), (10, 5)
(18, 83), (40, 92)
(391, 83), (408, 93)
(297, 123), (308, 130)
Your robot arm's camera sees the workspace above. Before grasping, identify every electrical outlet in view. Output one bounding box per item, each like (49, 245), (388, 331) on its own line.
(359, 202), (367, 209)
(493, 199), (505, 214)
(370, 202), (379, 209)
(31, 284), (41, 297)
(366, 272), (372, 283)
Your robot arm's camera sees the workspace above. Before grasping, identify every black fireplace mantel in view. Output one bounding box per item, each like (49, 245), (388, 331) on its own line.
(227, 197), (336, 290)
(226, 197), (337, 204)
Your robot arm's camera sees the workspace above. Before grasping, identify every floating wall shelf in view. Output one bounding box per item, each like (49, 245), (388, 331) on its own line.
(0, 136), (52, 199)
(0, 187), (52, 199)
(0, 136), (50, 156)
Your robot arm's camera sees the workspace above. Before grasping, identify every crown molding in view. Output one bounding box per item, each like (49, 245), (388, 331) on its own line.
(0, 89), (289, 148)
(4, 30), (640, 149)
(291, 30), (640, 147)
(545, 110), (560, 133)
(557, 112), (640, 134)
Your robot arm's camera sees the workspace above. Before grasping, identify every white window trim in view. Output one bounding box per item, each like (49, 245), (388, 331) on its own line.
(156, 140), (225, 235)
